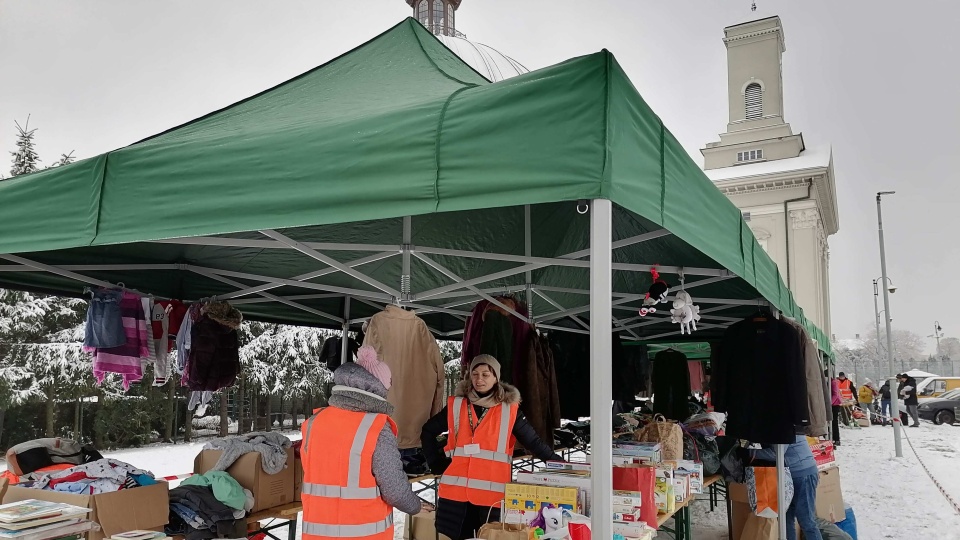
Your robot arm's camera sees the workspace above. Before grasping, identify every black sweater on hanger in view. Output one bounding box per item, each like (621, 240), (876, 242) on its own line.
(714, 315), (810, 444)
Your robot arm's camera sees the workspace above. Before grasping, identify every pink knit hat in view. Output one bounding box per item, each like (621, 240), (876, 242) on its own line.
(356, 345), (392, 390)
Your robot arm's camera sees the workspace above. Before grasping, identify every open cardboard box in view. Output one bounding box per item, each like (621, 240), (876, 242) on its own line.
(2, 481), (168, 540)
(195, 447), (294, 513)
(404, 510), (450, 540)
(293, 458), (303, 503)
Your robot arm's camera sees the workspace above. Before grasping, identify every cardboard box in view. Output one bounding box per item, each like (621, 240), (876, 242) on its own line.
(293, 458), (304, 502)
(404, 510), (444, 540)
(612, 491), (644, 508)
(613, 508), (643, 522)
(857, 418), (871, 427)
(816, 466), (844, 522)
(807, 440), (836, 468)
(195, 447), (294, 513)
(2, 482), (168, 540)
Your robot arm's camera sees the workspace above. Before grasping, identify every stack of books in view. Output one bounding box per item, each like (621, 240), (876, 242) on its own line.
(0, 500), (93, 540)
(612, 441), (662, 464)
(110, 530), (168, 540)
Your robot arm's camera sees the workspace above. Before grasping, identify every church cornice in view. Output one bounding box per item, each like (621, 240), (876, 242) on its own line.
(723, 27), (781, 45)
(717, 176), (818, 196)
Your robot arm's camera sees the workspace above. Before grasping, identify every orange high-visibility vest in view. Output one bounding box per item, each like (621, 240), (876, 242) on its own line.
(439, 396), (519, 507)
(300, 407), (397, 540)
(838, 379), (855, 402)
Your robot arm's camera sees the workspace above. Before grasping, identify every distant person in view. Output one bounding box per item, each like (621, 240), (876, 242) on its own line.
(879, 381), (893, 426)
(751, 434), (823, 540)
(858, 379), (878, 425)
(829, 372), (842, 446)
(836, 372), (856, 426)
(898, 374), (921, 427)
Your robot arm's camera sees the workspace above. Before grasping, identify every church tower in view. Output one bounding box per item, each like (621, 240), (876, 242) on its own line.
(407, 0), (463, 37)
(702, 16), (804, 170)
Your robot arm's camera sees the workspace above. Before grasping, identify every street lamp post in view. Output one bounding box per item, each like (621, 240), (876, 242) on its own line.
(877, 191), (902, 457)
(873, 278), (895, 357)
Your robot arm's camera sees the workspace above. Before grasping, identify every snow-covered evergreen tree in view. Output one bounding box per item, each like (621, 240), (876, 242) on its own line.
(50, 151), (75, 168)
(9, 117), (40, 177)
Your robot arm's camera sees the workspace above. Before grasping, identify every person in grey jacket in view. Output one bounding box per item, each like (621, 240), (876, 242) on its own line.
(305, 349), (426, 516)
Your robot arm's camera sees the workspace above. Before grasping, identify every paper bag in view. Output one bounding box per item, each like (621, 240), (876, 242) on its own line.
(477, 522), (528, 540)
(612, 466), (657, 530)
(746, 466), (793, 518)
(741, 515), (777, 540)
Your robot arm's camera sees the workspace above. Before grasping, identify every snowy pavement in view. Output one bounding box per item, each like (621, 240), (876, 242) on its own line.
(3, 424), (960, 539)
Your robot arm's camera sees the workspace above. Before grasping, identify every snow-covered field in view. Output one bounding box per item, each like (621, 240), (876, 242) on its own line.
(3, 424), (959, 539)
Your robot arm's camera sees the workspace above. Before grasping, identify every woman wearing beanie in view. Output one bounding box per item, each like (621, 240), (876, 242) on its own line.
(421, 355), (562, 540)
(300, 345), (427, 540)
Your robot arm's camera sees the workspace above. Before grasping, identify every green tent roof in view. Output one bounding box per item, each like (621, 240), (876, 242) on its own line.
(0, 19), (830, 354)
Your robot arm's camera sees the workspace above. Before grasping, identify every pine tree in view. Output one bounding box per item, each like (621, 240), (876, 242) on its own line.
(10, 117), (40, 177)
(51, 151), (75, 168)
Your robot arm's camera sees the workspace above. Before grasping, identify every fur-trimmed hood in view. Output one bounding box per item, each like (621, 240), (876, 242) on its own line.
(204, 301), (243, 329)
(454, 378), (521, 405)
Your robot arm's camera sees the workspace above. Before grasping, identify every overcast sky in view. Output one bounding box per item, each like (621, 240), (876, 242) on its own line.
(2, 0), (958, 352)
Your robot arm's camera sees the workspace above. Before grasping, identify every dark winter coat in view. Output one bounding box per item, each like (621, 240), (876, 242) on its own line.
(421, 379), (562, 540)
(188, 315), (240, 391)
(514, 333), (561, 449)
(880, 383), (892, 400)
(652, 349), (692, 421)
(900, 377), (919, 405)
(783, 318), (828, 437)
(713, 315), (809, 444)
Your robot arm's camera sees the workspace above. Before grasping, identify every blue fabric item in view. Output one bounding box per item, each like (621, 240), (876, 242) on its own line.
(83, 289), (126, 348)
(52, 482), (91, 494)
(131, 473), (157, 486)
(786, 472), (822, 540)
(837, 505), (858, 540)
(751, 434), (818, 478)
(171, 503), (208, 529)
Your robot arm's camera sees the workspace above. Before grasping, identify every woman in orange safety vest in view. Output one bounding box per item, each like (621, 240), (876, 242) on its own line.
(421, 355), (563, 540)
(300, 346), (428, 540)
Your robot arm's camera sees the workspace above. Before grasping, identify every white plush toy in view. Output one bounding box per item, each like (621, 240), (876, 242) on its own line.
(670, 290), (701, 335)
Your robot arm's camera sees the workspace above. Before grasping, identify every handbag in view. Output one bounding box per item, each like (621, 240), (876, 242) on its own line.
(745, 466), (794, 518)
(634, 414), (683, 461)
(477, 503), (530, 540)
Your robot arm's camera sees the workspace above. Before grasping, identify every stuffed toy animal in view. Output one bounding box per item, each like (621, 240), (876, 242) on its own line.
(531, 505), (564, 534)
(640, 267), (670, 317)
(670, 290), (701, 335)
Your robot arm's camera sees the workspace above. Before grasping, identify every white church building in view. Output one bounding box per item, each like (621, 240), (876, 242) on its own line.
(702, 16), (839, 336)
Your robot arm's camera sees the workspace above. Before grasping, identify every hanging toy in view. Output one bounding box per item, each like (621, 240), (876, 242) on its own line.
(531, 505), (564, 536)
(669, 275), (701, 334)
(640, 267), (670, 317)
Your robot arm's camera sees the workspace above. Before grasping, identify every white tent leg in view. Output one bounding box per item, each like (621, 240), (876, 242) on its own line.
(589, 199), (613, 540)
(777, 444), (787, 540)
(341, 297), (352, 364)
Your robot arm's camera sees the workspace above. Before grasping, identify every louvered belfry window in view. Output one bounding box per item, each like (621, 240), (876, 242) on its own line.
(745, 83), (763, 119)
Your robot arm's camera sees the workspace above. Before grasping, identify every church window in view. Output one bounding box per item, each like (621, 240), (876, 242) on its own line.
(447, 3), (455, 35)
(737, 149), (763, 162)
(745, 83), (763, 119)
(416, 0), (428, 25)
(432, 0), (444, 33)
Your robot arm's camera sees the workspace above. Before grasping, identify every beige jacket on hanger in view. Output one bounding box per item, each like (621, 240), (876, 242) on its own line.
(363, 304), (444, 449)
(784, 318), (829, 437)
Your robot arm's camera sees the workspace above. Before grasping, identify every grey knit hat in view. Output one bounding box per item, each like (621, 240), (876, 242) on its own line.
(469, 354), (501, 381)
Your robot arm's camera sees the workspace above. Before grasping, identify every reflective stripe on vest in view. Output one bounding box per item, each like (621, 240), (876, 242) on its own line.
(452, 397), (464, 437)
(446, 398), (513, 463)
(303, 515), (394, 538)
(447, 447), (511, 462)
(438, 475), (507, 494)
(301, 483), (381, 499)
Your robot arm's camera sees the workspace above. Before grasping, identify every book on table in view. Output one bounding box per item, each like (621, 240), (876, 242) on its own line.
(0, 519), (95, 540)
(110, 531), (167, 540)
(0, 502), (90, 532)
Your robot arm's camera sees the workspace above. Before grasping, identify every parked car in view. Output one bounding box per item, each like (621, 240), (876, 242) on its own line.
(917, 388), (960, 425)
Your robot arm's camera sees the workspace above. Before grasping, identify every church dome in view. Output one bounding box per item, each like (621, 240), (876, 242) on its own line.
(435, 35), (529, 82)
(406, 0), (528, 82)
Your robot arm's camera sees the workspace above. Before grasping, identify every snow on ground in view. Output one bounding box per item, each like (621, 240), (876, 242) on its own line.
(4, 423), (960, 539)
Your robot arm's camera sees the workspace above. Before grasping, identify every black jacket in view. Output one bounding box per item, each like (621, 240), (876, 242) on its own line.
(421, 404), (562, 475)
(880, 383), (892, 400)
(713, 315), (809, 444)
(899, 378), (919, 405)
(652, 349), (691, 421)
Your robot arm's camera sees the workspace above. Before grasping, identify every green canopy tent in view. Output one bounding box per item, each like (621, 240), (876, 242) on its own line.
(0, 19), (829, 534)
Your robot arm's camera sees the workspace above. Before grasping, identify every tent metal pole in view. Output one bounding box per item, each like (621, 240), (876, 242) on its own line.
(187, 265), (394, 301)
(218, 251), (396, 300)
(402, 217), (412, 302)
(0, 264), (180, 272)
(777, 444), (787, 540)
(617, 305), (740, 332)
(415, 230), (680, 300)
(0, 255), (116, 289)
(428, 285), (529, 302)
(341, 297), (351, 365)
(260, 230), (402, 299)
(533, 289), (589, 331)
(187, 266), (344, 323)
(537, 324), (591, 336)
(412, 252), (527, 321)
(524, 205), (534, 321)
(589, 198), (613, 540)
(641, 323), (727, 341)
(230, 293), (342, 305)
(534, 295), (648, 323)
(151, 236), (400, 252)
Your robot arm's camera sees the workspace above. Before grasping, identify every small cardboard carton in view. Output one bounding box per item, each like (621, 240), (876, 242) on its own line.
(194, 448), (294, 513)
(404, 510), (440, 540)
(293, 458), (303, 503)
(2, 482), (168, 540)
(815, 466), (844, 522)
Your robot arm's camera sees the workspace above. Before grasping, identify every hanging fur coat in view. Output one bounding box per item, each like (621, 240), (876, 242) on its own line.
(188, 302), (242, 392)
(515, 333), (562, 450)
